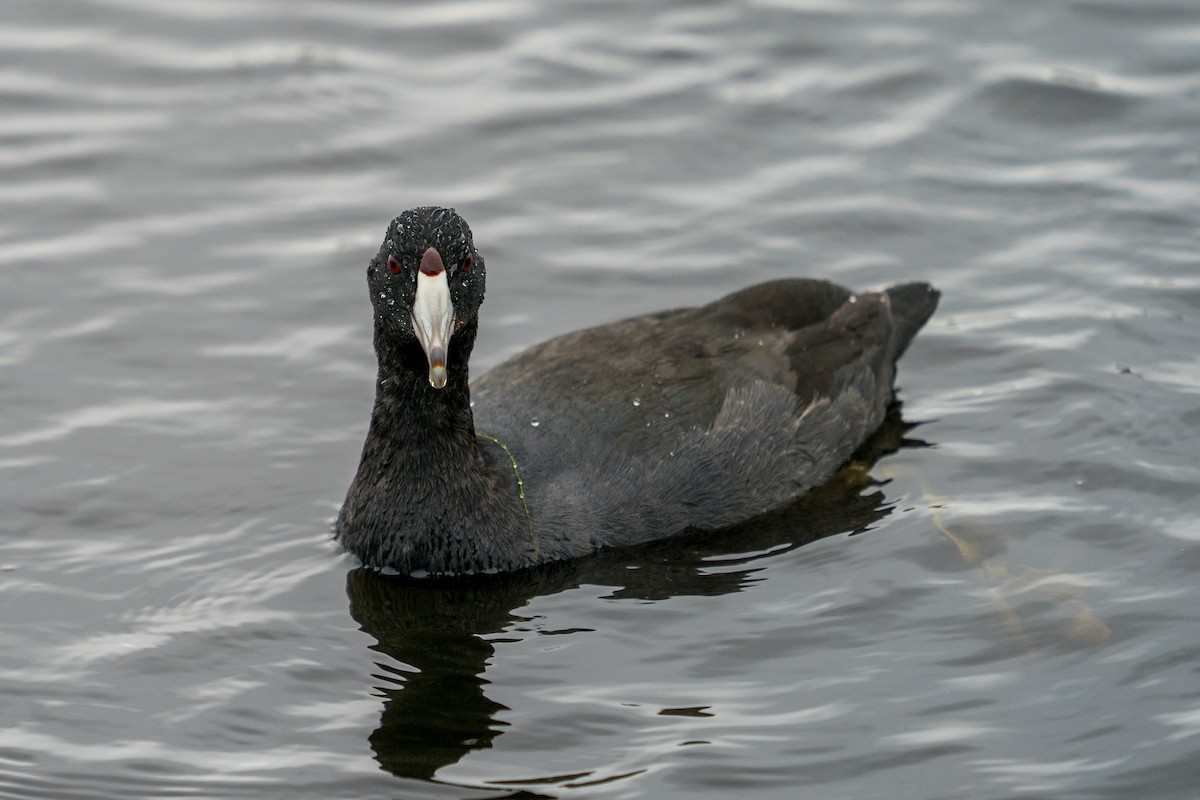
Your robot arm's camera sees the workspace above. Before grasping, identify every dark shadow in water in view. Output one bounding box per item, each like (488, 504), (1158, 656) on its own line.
(345, 404), (928, 785)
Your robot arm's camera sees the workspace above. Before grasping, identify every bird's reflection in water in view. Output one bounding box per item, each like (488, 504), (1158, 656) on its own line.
(346, 405), (926, 782)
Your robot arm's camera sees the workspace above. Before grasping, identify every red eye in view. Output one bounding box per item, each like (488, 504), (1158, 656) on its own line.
(387, 255), (402, 274)
(461, 253), (474, 273)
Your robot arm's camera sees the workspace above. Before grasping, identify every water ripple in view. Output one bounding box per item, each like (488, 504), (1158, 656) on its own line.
(2, 0), (1199, 797)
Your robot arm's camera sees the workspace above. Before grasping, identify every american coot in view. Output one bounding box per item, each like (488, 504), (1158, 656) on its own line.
(336, 207), (939, 576)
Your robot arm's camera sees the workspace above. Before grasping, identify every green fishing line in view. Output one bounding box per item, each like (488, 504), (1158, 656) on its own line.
(477, 433), (537, 554)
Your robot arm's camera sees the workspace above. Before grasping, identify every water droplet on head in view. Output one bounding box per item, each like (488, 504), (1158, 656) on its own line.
(530, 418), (541, 427)
(632, 398), (641, 407)
(664, 412), (670, 418)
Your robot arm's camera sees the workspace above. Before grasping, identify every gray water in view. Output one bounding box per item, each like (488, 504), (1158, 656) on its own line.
(3, 0), (1199, 798)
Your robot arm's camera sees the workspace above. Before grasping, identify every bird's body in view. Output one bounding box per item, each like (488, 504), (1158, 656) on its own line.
(336, 208), (938, 576)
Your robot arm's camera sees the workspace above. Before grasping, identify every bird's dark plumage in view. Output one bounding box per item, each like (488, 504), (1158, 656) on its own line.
(336, 207), (939, 576)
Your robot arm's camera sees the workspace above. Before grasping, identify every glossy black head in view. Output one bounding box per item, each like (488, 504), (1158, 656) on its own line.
(366, 207), (486, 386)
(368, 207), (485, 332)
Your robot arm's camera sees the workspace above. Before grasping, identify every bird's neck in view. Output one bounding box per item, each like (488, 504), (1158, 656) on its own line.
(336, 319), (535, 575)
(372, 319), (479, 451)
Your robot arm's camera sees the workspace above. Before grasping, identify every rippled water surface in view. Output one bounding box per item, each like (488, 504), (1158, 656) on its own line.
(3, 1), (1200, 798)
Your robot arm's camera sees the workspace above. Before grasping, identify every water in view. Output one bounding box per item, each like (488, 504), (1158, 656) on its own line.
(3, 0), (1199, 797)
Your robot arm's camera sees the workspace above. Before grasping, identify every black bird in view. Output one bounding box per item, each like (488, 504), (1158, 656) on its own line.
(336, 207), (938, 576)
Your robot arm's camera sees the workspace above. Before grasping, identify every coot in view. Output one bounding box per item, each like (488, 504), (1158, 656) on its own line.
(336, 207), (938, 576)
